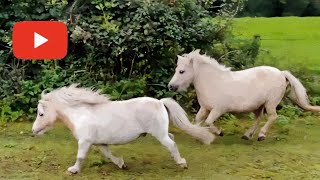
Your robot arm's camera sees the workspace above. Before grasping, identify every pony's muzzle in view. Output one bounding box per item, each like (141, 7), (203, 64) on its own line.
(168, 84), (178, 92)
(32, 128), (39, 134)
(32, 126), (43, 135)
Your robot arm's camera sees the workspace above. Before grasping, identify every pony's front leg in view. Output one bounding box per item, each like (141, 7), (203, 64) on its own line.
(98, 145), (127, 169)
(194, 107), (210, 125)
(68, 140), (91, 174)
(204, 110), (224, 136)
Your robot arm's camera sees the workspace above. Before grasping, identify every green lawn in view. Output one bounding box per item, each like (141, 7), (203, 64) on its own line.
(233, 17), (320, 73)
(1, 117), (320, 179)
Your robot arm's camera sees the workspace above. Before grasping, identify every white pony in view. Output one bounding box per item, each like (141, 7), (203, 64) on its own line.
(31, 84), (214, 174)
(168, 49), (320, 141)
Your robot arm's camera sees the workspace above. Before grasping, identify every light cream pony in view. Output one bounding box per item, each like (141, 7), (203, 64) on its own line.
(31, 84), (215, 174)
(168, 49), (320, 141)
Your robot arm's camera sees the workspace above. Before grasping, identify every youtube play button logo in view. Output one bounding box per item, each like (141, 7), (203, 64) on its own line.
(13, 21), (68, 60)
(34, 32), (48, 48)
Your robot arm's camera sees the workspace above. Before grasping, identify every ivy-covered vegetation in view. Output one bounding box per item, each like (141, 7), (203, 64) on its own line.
(1, 0), (260, 122)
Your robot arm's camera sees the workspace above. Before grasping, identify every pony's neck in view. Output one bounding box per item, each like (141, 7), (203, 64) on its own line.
(193, 62), (232, 94)
(55, 106), (77, 137)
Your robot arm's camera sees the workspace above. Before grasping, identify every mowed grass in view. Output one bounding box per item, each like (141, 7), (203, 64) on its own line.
(232, 17), (320, 73)
(1, 117), (320, 180)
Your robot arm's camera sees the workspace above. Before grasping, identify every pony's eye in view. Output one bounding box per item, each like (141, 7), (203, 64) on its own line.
(179, 70), (185, 74)
(39, 113), (44, 116)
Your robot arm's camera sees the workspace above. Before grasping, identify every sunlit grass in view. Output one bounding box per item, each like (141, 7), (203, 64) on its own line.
(232, 17), (320, 72)
(1, 117), (320, 179)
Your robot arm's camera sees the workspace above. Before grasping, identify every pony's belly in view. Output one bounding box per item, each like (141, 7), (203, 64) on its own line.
(93, 131), (143, 145)
(199, 95), (265, 113)
(228, 100), (265, 113)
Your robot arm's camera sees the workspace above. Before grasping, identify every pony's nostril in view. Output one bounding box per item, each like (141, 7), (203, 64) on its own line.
(32, 128), (38, 134)
(169, 85), (177, 91)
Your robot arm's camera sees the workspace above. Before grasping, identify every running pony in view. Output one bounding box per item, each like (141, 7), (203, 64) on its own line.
(31, 84), (214, 174)
(168, 49), (320, 141)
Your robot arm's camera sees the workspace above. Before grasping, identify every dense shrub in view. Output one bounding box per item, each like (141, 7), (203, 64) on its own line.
(0, 0), (260, 121)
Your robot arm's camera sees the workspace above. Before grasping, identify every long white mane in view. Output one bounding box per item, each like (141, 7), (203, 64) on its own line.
(182, 49), (231, 72)
(41, 84), (111, 106)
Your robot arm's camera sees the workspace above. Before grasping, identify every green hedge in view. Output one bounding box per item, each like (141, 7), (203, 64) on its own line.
(0, 0), (259, 122)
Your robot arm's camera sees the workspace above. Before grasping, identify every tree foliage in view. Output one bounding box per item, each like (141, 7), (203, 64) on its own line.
(239, 0), (320, 17)
(0, 0), (260, 122)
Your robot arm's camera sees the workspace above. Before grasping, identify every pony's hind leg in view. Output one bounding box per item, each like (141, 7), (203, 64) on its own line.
(258, 105), (278, 141)
(242, 106), (264, 140)
(98, 145), (127, 169)
(257, 83), (286, 141)
(155, 135), (187, 169)
(68, 140), (92, 174)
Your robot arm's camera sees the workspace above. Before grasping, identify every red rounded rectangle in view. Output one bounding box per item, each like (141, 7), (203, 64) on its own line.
(12, 21), (68, 60)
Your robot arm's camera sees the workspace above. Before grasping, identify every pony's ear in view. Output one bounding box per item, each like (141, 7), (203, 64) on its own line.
(41, 89), (51, 99)
(193, 49), (201, 54)
(177, 55), (184, 59)
(177, 55), (190, 62)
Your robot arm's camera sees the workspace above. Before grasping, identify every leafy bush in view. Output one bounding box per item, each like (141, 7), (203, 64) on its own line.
(0, 0), (260, 122)
(211, 33), (260, 70)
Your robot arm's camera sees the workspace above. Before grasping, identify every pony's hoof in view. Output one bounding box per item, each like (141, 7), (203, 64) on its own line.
(258, 136), (265, 141)
(178, 158), (188, 169)
(241, 135), (250, 140)
(67, 166), (79, 174)
(168, 133), (175, 140)
(139, 133), (147, 138)
(179, 163), (188, 169)
(121, 163), (128, 170)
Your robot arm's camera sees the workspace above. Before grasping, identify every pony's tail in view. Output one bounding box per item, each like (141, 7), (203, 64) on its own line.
(160, 98), (215, 145)
(282, 70), (320, 112)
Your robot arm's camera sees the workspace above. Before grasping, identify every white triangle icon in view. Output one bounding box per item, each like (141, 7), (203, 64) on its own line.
(34, 32), (48, 48)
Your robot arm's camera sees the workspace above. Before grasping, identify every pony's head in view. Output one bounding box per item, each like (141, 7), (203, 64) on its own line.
(168, 49), (232, 92)
(168, 51), (197, 92)
(32, 84), (111, 135)
(32, 90), (57, 135)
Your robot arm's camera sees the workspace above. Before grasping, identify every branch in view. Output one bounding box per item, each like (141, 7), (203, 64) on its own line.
(0, 44), (11, 49)
(218, 50), (240, 62)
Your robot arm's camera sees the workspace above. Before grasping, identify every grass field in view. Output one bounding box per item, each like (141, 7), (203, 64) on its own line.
(1, 17), (320, 179)
(1, 118), (320, 180)
(233, 17), (320, 73)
